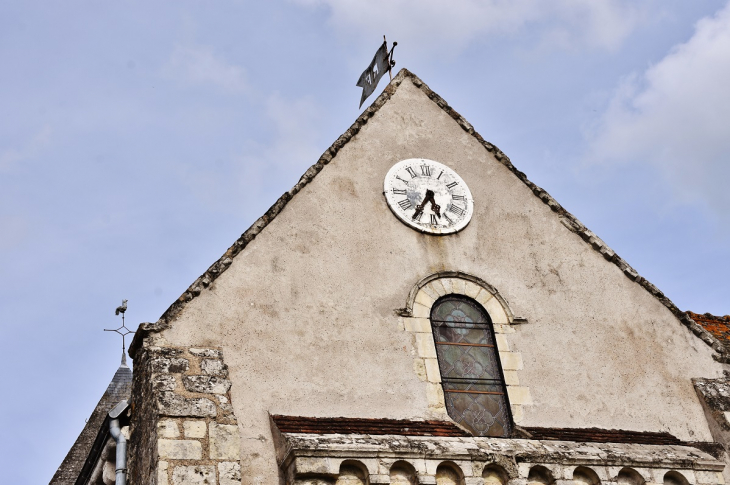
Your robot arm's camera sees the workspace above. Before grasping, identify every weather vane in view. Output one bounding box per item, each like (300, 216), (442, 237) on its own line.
(105, 299), (134, 365)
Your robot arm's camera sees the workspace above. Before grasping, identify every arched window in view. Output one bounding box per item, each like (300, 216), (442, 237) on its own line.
(430, 295), (512, 437)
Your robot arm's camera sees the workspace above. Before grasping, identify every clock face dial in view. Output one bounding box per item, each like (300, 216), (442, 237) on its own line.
(383, 158), (473, 234)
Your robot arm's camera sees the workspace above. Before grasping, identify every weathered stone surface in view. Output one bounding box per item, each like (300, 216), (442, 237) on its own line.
(172, 465), (216, 485)
(209, 423), (241, 460)
(184, 420), (207, 438)
(183, 375), (231, 394)
(152, 374), (176, 392)
(157, 391), (217, 417)
(158, 439), (202, 460)
(201, 358), (228, 376)
(157, 419), (180, 438)
(150, 356), (189, 374)
(218, 461), (241, 485)
(189, 348), (222, 358)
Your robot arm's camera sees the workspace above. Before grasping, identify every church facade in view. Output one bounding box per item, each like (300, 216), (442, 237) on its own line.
(52, 69), (730, 485)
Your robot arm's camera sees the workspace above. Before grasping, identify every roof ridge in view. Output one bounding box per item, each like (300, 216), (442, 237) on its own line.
(128, 68), (724, 360)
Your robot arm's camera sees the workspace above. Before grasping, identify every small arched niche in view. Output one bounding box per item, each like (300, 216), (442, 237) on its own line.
(335, 461), (369, 485)
(483, 464), (509, 485)
(617, 468), (645, 485)
(390, 461), (417, 485)
(573, 467), (600, 485)
(528, 466), (556, 485)
(436, 462), (464, 485)
(664, 471), (690, 485)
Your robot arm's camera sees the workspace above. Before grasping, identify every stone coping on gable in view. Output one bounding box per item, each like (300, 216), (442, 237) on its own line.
(128, 69), (723, 362)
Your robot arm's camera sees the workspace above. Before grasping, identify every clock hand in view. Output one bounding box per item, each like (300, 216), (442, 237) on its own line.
(412, 189), (441, 220)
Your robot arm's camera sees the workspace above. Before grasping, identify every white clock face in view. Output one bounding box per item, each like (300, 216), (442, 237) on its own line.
(384, 158), (473, 234)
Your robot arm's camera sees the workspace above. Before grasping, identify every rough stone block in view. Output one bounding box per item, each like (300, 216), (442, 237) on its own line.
(499, 352), (523, 370)
(172, 465), (216, 485)
(507, 386), (533, 405)
(157, 391), (217, 417)
(189, 348), (222, 358)
(158, 461), (169, 485)
(201, 358), (228, 376)
(184, 420), (207, 439)
(152, 374), (177, 392)
(158, 439), (202, 460)
(218, 462), (241, 485)
(157, 419), (180, 438)
(151, 356), (190, 374)
(209, 423), (241, 460)
(183, 375), (232, 394)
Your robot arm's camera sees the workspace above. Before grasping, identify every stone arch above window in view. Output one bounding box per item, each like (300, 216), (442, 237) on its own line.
(436, 462), (464, 485)
(406, 272), (520, 325)
(573, 467), (601, 485)
(528, 466), (556, 485)
(431, 294), (512, 437)
(483, 464), (510, 485)
(335, 461), (369, 485)
(617, 468), (645, 485)
(390, 461), (417, 485)
(400, 272), (532, 425)
(664, 471), (690, 485)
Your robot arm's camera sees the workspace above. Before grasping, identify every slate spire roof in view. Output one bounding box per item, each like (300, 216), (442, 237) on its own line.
(49, 357), (132, 485)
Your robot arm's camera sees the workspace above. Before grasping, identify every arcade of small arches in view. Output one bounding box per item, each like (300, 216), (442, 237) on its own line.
(294, 460), (694, 485)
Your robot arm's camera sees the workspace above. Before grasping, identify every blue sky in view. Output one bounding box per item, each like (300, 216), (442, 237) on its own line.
(1, 1), (729, 483)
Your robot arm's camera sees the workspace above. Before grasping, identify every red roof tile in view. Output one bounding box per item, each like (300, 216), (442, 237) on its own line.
(688, 311), (730, 349)
(271, 415), (468, 437)
(523, 427), (682, 445)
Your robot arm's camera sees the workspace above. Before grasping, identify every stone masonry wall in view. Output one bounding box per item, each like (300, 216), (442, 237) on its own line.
(128, 346), (241, 485)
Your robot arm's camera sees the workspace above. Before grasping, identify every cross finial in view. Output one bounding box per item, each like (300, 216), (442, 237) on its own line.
(105, 299), (135, 365)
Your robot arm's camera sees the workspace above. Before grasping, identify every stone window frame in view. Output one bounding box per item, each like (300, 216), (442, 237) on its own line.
(400, 271), (532, 425)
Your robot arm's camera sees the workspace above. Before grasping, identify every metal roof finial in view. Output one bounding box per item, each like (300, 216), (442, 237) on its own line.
(105, 299), (135, 366)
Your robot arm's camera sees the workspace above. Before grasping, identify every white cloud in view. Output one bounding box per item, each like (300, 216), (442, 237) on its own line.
(162, 45), (248, 93)
(587, 2), (730, 216)
(294, 0), (642, 53)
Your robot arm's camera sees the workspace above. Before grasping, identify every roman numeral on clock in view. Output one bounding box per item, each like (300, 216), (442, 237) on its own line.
(452, 194), (465, 201)
(448, 204), (465, 216)
(398, 199), (412, 210)
(405, 167), (417, 178)
(392, 188), (407, 195)
(421, 165), (431, 176)
(430, 214), (438, 225)
(446, 181), (458, 189)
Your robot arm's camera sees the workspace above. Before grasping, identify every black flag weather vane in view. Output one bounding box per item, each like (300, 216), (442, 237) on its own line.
(356, 36), (397, 108)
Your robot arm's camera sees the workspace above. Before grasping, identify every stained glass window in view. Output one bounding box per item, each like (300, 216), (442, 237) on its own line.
(430, 295), (512, 437)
